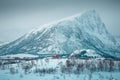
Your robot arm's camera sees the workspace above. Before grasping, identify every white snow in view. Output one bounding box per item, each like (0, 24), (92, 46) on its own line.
(0, 71), (120, 80)
(0, 53), (38, 59)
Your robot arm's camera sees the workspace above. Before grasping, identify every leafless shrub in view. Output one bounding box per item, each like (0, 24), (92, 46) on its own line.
(9, 67), (18, 74)
(22, 63), (33, 74)
(60, 59), (120, 74)
(34, 68), (56, 74)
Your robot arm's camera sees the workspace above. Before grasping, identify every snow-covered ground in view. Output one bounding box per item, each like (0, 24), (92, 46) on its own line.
(0, 71), (120, 80)
(0, 58), (120, 80)
(0, 54), (39, 59)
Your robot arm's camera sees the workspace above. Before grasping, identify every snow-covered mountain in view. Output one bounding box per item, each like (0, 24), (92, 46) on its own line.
(115, 36), (120, 44)
(0, 10), (120, 59)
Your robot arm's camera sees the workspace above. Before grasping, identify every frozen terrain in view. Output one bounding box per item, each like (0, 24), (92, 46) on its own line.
(0, 10), (120, 80)
(0, 58), (120, 80)
(0, 53), (38, 59)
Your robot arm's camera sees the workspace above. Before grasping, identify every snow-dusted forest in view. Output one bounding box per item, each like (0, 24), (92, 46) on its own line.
(0, 58), (120, 80)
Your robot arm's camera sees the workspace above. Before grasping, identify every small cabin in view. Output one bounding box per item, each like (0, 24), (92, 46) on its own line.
(52, 55), (59, 59)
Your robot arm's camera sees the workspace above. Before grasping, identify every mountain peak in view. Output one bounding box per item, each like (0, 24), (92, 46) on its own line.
(32, 10), (102, 34)
(82, 10), (97, 15)
(0, 10), (119, 59)
(25, 10), (98, 36)
(76, 10), (101, 22)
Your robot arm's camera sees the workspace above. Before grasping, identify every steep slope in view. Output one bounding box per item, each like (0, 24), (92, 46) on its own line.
(0, 10), (119, 59)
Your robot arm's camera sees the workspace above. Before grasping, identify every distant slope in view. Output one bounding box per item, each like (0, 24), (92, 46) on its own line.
(0, 41), (3, 44)
(0, 41), (4, 46)
(0, 10), (120, 59)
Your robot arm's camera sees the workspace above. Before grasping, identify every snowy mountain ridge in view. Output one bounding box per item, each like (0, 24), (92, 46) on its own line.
(0, 10), (120, 59)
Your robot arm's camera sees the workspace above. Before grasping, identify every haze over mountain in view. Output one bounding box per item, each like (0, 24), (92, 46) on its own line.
(0, 41), (3, 44)
(0, 10), (120, 59)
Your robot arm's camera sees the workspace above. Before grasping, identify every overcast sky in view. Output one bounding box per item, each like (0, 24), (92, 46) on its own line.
(0, 0), (120, 42)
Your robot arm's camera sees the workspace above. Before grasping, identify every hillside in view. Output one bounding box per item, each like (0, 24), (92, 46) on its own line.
(0, 10), (119, 59)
